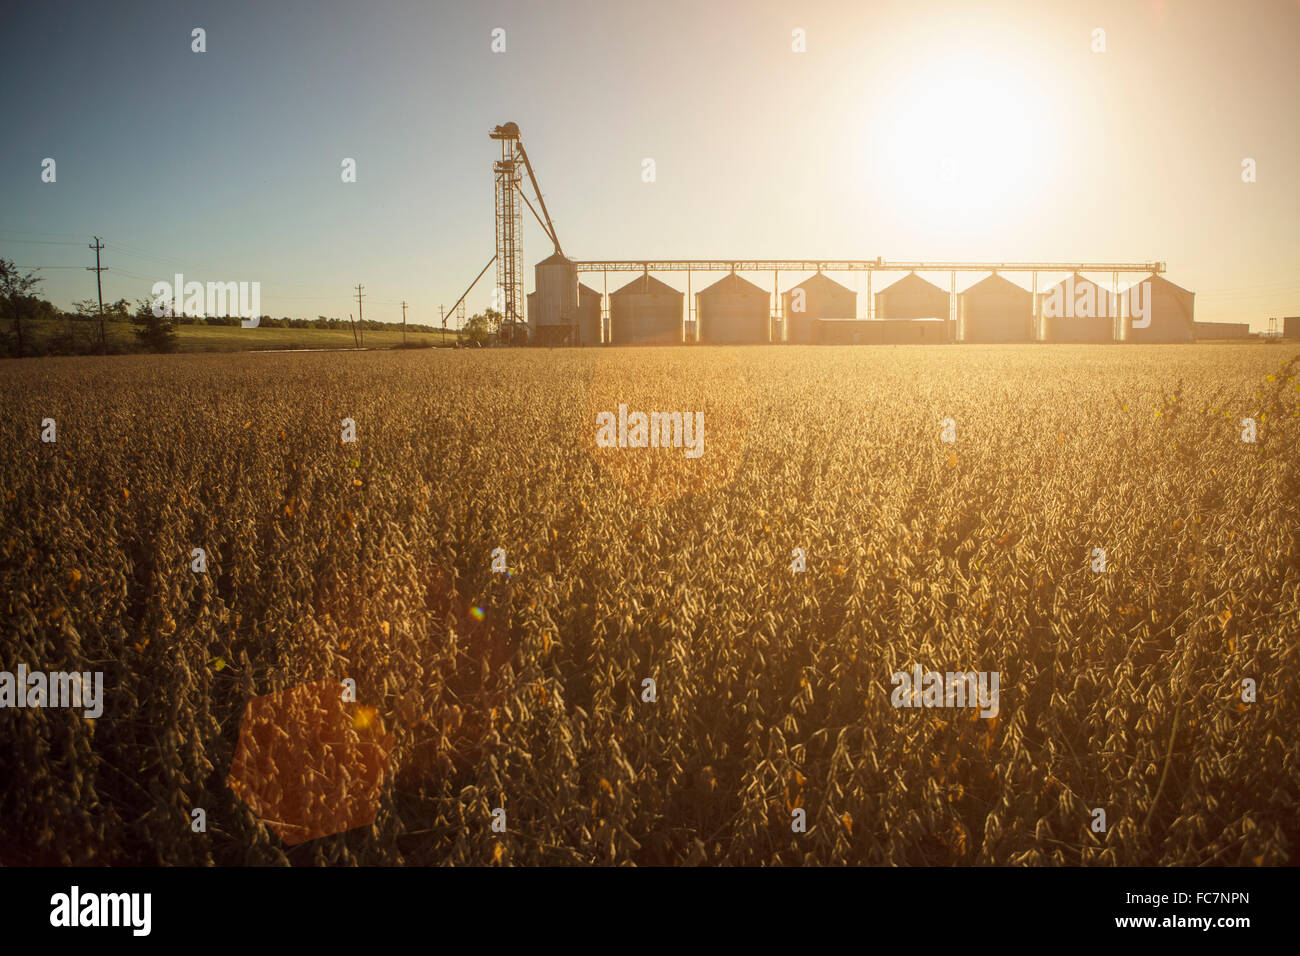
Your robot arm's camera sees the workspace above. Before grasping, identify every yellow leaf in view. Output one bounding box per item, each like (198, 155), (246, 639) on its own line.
(946, 451), (958, 468)
(492, 842), (505, 864)
(210, 656), (226, 671)
(380, 620), (390, 637)
(352, 706), (378, 730)
(1218, 607), (1233, 627)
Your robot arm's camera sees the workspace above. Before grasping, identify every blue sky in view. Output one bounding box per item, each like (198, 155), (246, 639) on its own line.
(1, 0), (1297, 329)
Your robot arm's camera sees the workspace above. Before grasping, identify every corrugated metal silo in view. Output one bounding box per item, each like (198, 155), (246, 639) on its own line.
(875, 272), (950, 320)
(531, 252), (578, 346)
(697, 273), (770, 344)
(782, 272), (856, 343)
(610, 274), (684, 345)
(1039, 273), (1115, 342)
(1125, 274), (1194, 343)
(576, 282), (601, 345)
(1283, 316), (1300, 339)
(957, 273), (1034, 342)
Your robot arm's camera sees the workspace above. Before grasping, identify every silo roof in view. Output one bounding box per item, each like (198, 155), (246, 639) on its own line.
(961, 273), (1031, 296)
(612, 274), (681, 296)
(1041, 273), (1110, 294)
(788, 272), (854, 294)
(698, 273), (767, 296)
(1143, 274), (1194, 297)
(538, 252), (572, 266)
(878, 272), (948, 296)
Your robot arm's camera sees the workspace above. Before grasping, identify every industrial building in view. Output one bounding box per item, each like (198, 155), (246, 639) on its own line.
(1193, 321), (1250, 340)
(782, 272), (856, 343)
(1125, 274), (1194, 343)
(958, 274), (1034, 342)
(1283, 317), (1300, 339)
(1038, 273), (1115, 342)
(696, 273), (770, 344)
(610, 273), (684, 345)
(811, 317), (952, 344)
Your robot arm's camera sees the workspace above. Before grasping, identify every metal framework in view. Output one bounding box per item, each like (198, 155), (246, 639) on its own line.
(576, 259), (1164, 343)
(491, 132), (525, 343)
(490, 123), (563, 345)
(571, 259), (1165, 274)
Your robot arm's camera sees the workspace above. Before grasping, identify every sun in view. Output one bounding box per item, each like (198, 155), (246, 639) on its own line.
(871, 50), (1050, 232)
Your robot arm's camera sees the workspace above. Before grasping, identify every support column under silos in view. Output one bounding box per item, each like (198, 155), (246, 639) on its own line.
(1032, 271), (1039, 341)
(951, 270), (958, 342)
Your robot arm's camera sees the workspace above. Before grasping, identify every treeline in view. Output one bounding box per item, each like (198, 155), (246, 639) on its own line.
(1, 259), (505, 357)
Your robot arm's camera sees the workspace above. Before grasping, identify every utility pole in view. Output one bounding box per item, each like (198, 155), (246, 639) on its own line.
(355, 284), (365, 347)
(400, 300), (408, 346)
(440, 305), (446, 339)
(87, 237), (106, 351)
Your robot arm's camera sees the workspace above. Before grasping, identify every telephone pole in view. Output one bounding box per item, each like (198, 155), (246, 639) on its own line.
(355, 284), (365, 347)
(87, 237), (106, 351)
(401, 300), (408, 346)
(440, 305), (446, 338)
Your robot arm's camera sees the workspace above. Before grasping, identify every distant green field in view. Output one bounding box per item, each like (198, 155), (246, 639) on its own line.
(9, 318), (458, 355)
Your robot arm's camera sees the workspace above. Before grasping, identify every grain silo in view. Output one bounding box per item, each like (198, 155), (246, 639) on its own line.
(957, 273), (1034, 342)
(782, 272), (856, 343)
(697, 273), (770, 344)
(876, 272), (950, 319)
(1125, 274), (1194, 343)
(1039, 273), (1115, 342)
(576, 282), (602, 345)
(1284, 316), (1300, 339)
(610, 273), (684, 345)
(531, 252), (579, 346)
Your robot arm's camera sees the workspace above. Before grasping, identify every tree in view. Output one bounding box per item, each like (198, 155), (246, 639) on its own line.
(0, 259), (43, 357)
(132, 297), (179, 353)
(462, 308), (502, 348)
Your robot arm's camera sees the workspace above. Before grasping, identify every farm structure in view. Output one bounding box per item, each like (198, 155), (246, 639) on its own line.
(463, 122), (1204, 348)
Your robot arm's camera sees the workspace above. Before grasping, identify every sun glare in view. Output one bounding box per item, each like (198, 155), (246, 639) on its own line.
(874, 52), (1049, 233)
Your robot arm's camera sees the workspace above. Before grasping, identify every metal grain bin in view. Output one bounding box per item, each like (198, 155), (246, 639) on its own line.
(697, 273), (770, 344)
(782, 272), (856, 343)
(531, 252), (578, 345)
(957, 273), (1034, 342)
(875, 272), (950, 321)
(1124, 274), (1194, 343)
(1039, 273), (1115, 342)
(576, 282), (602, 345)
(610, 273), (684, 345)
